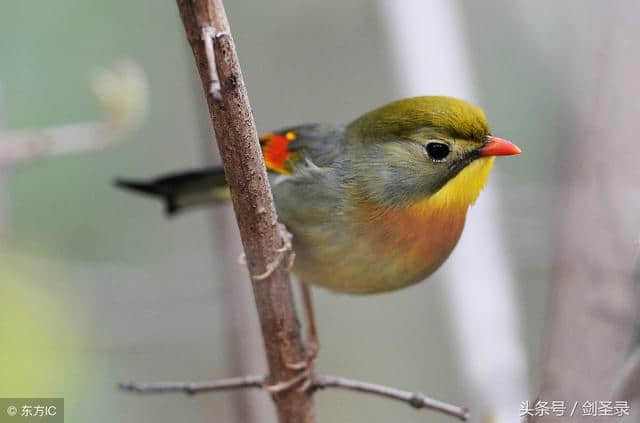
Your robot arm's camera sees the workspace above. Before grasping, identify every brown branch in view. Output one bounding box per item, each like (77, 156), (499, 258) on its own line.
(174, 1), (313, 422)
(120, 374), (469, 421)
(189, 57), (268, 423)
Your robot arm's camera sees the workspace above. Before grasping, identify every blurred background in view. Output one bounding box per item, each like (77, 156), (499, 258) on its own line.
(1, 1), (638, 422)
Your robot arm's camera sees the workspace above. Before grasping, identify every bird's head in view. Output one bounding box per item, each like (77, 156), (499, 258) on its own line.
(344, 96), (521, 209)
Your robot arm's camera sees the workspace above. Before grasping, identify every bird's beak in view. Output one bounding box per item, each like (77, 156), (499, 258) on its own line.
(479, 136), (522, 157)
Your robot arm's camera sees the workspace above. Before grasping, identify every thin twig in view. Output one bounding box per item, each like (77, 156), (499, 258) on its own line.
(0, 62), (148, 165)
(120, 374), (469, 421)
(312, 374), (469, 421)
(119, 375), (265, 395)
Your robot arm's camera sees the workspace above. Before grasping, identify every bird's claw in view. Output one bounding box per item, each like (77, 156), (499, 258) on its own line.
(266, 337), (319, 394)
(251, 224), (295, 280)
(265, 368), (312, 394)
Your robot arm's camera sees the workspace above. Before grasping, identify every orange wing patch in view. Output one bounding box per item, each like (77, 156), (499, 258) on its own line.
(260, 131), (298, 175)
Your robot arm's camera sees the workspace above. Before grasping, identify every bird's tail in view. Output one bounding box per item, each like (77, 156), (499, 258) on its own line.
(115, 179), (162, 196)
(115, 166), (229, 216)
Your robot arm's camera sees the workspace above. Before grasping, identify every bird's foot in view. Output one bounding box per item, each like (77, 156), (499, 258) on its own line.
(285, 340), (319, 370)
(283, 339), (319, 393)
(265, 367), (313, 394)
(265, 338), (319, 394)
(251, 224), (295, 280)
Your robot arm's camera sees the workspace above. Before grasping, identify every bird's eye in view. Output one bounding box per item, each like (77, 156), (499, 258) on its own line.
(425, 142), (450, 161)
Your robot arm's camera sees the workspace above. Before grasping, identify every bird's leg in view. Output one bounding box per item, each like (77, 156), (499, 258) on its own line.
(283, 282), (319, 370)
(295, 282), (319, 392)
(301, 282), (319, 361)
(249, 224), (318, 393)
(267, 282), (319, 394)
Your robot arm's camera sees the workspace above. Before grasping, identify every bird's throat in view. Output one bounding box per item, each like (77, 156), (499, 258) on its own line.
(414, 156), (495, 213)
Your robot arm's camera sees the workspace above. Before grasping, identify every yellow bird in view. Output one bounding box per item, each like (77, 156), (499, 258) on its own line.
(117, 96), (520, 294)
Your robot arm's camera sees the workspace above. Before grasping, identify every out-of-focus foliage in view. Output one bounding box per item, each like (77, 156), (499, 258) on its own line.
(0, 253), (88, 412)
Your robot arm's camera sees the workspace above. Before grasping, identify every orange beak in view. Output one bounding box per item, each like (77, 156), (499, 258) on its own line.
(479, 136), (522, 157)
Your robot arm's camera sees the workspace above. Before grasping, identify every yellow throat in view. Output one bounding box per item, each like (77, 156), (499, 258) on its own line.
(414, 156), (496, 214)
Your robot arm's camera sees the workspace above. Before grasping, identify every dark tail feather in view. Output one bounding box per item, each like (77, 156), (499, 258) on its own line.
(115, 166), (229, 216)
(165, 197), (179, 215)
(115, 179), (162, 197)
(115, 178), (178, 215)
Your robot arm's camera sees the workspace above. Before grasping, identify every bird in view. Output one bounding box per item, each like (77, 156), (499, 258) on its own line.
(116, 96), (520, 295)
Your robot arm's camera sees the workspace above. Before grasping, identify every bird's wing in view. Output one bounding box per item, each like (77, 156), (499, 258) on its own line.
(260, 123), (346, 175)
(115, 123), (345, 215)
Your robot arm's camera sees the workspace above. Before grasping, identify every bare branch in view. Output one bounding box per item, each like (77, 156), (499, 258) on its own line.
(120, 374), (469, 421)
(312, 374), (469, 421)
(174, 1), (313, 422)
(0, 123), (109, 164)
(0, 61), (148, 165)
(119, 375), (266, 395)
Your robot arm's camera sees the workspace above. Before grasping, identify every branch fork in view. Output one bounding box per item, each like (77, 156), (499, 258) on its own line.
(120, 373), (470, 421)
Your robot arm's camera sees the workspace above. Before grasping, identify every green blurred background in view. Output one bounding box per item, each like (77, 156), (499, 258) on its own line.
(1, 0), (600, 421)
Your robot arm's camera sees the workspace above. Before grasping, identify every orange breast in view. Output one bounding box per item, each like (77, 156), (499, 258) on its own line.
(359, 200), (468, 280)
(288, 197), (469, 294)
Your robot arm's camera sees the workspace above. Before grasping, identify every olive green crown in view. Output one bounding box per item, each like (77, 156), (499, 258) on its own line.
(346, 96), (490, 143)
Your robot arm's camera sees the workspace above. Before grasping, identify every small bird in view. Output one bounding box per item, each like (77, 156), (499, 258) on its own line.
(117, 96), (520, 294)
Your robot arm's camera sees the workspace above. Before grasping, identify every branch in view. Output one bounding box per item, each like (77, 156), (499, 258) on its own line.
(120, 374), (469, 421)
(120, 375), (266, 395)
(174, 1), (313, 422)
(0, 61), (148, 166)
(312, 375), (469, 420)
